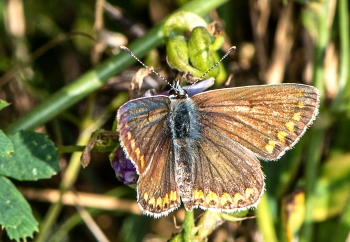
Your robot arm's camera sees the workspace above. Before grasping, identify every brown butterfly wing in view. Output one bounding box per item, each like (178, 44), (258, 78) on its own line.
(177, 125), (265, 212)
(118, 96), (171, 174)
(136, 134), (180, 217)
(117, 96), (180, 217)
(192, 84), (319, 160)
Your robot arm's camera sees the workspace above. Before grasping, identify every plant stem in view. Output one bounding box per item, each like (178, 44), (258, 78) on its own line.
(183, 210), (195, 242)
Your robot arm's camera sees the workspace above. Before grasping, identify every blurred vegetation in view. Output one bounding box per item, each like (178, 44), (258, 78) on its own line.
(0, 0), (349, 241)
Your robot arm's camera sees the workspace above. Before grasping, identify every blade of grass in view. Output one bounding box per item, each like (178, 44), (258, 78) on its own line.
(300, 0), (333, 240)
(331, 0), (349, 111)
(256, 193), (278, 242)
(300, 129), (323, 242)
(334, 194), (350, 241)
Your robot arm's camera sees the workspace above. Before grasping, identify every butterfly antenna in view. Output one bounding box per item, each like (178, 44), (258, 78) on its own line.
(192, 46), (236, 86)
(120, 46), (173, 87)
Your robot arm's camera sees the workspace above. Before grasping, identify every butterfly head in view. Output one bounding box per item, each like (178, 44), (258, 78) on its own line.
(169, 80), (188, 99)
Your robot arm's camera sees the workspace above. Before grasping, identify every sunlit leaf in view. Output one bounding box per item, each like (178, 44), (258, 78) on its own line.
(0, 130), (13, 157)
(0, 176), (38, 241)
(0, 130), (60, 180)
(0, 100), (10, 111)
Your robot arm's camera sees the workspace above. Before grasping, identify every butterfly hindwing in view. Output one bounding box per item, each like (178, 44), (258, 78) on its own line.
(181, 125), (265, 211)
(169, 98), (265, 212)
(136, 134), (180, 217)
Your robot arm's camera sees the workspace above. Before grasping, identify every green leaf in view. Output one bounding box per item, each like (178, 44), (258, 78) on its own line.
(0, 130), (14, 157)
(0, 99), (10, 111)
(0, 176), (38, 241)
(0, 130), (60, 180)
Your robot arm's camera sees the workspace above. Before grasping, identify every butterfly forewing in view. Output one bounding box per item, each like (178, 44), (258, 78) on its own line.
(192, 84), (320, 160)
(118, 96), (171, 174)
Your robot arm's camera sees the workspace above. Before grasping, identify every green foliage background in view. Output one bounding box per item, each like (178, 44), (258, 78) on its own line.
(0, 0), (349, 241)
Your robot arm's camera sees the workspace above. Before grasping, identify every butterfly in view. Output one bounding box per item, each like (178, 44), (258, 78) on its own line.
(117, 47), (320, 218)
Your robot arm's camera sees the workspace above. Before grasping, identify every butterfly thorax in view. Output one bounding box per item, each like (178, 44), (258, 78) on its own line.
(168, 98), (201, 140)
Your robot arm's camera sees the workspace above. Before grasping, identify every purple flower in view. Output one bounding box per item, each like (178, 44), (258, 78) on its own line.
(150, 77), (215, 97)
(111, 148), (138, 185)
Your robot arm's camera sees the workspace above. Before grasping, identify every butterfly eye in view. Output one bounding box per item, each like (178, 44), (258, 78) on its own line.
(168, 89), (176, 96)
(169, 88), (188, 99)
(168, 81), (189, 99)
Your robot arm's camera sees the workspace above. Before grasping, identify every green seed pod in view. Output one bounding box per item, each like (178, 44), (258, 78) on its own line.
(166, 36), (203, 76)
(188, 26), (219, 78)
